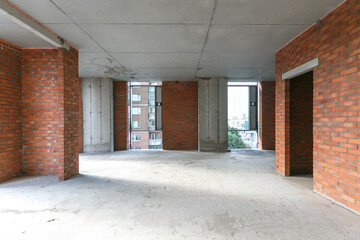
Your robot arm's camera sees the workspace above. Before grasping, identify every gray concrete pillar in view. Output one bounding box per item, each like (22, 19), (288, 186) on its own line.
(198, 78), (228, 152)
(82, 78), (114, 153)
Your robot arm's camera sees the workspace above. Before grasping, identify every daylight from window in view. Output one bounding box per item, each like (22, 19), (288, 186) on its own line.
(228, 84), (258, 149)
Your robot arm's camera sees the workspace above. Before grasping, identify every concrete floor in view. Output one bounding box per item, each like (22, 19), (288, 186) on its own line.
(1, 150), (360, 240)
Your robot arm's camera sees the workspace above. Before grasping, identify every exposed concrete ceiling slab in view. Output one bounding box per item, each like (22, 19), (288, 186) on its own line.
(80, 24), (208, 53)
(10, 0), (71, 23)
(110, 53), (201, 68)
(256, 65), (276, 81)
(51, 0), (215, 24)
(199, 52), (274, 69)
(197, 68), (261, 79)
(43, 24), (103, 52)
(213, 0), (343, 25)
(130, 67), (197, 79)
(80, 65), (196, 80)
(0, 0), (345, 81)
(79, 52), (201, 80)
(203, 25), (309, 54)
(79, 52), (118, 68)
(0, 12), (12, 23)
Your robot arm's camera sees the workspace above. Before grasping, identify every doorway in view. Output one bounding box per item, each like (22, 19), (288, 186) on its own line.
(227, 82), (258, 149)
(289, 71), (313, 175)
(129, 82), (163, 150)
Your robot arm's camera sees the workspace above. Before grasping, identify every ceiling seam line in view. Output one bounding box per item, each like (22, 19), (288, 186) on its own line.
(252, 63), (276, 80)
(194, 0), (218, 78)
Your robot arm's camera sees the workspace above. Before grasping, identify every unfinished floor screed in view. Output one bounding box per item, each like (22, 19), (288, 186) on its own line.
(1, 150), (359, 240)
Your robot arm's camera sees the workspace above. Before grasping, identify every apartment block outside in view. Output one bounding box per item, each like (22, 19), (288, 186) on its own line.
(130, 82), (162, 149)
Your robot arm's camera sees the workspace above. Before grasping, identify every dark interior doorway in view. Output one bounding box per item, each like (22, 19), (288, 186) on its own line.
(290, 71), (314, 175)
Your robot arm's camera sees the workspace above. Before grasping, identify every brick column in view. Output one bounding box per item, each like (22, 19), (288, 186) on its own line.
(162, 81), (198, 150)
(0, 39), (22, 182)
(21, 47), (80, 180)
(113, 81), (129, 151)
(259, 81), (275, 150)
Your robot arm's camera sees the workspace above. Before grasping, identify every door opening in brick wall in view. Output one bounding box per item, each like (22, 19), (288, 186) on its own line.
(228, 82), (258, 149)
(130, 82), (163, 150)
(289, 71), (314, 176)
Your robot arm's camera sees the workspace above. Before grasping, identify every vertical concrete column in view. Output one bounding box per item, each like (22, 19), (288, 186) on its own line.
(198, 78), (228, 152)
(82, 78), (113, 153)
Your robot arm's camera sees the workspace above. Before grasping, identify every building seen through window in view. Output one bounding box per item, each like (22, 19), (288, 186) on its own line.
(130, 82), (162, 149)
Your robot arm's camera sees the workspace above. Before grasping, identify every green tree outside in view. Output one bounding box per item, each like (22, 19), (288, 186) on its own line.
(228, 127), (247, 149)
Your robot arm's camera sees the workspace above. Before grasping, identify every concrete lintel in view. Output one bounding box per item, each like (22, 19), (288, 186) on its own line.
(282, 58), (319, 80)
(0, 1), (70, 50)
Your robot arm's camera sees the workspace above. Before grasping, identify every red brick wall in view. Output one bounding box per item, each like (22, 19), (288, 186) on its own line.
(276, 0), (360, 212)
(62, 48), (80, 180)
(0, 39), (22, 182)
(259, 81), (275, 150)
(163, 81), (198, 150)
(290, 72), (313, 174)
(21, 48), (80, 180)
(79, 78), (83, 153)
(131, 131), (149, 149)
(21, 49), (62, 176)
(113, 81), (129, 151)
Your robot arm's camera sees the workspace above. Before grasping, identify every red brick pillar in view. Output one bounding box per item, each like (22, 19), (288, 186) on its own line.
(162, 81), (198, 150)
(79, 78), (83, 153)
(21, 47), (80, 180)
(259, 81), (275, 150)
(113, 81), (129, 151)
(0, 39), (22, 182)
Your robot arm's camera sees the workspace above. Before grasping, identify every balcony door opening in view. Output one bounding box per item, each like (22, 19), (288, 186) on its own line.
(130, 82), (162, 150)
(228, 82), (258, 150)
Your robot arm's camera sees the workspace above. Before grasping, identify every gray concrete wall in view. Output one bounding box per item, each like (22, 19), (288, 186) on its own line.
(82, 78), (114, 153)
(198, 78), (228, 152)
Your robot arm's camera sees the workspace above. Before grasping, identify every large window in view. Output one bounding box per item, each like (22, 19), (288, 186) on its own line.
(228, 83), (258, 149)
(129, 82), (163, 150)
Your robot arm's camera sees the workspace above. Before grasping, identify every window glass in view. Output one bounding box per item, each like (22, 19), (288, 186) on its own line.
(132, 107), (141, 115)
(132, 94), (141, 102)
(132, 134), (141, 141)
(228, 87), (249, 130)
(149, 119), (155, 127)
(132, 121), (141, 128)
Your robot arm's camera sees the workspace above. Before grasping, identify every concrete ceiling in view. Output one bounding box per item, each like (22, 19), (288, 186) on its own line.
(0, 0), (344, 81)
